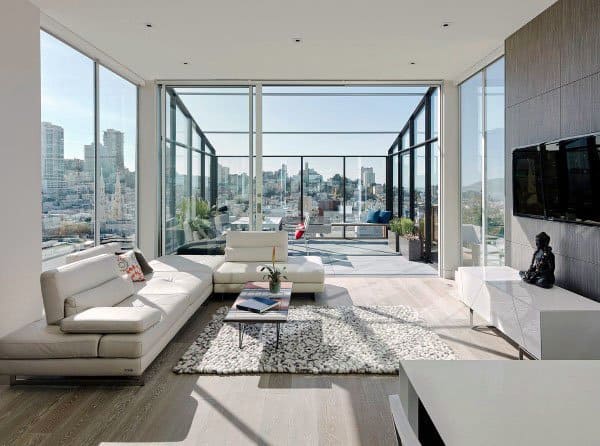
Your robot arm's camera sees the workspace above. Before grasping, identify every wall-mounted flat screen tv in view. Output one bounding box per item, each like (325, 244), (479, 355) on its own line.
(512, 133), (600, 226)
(513, 146), (544, 218)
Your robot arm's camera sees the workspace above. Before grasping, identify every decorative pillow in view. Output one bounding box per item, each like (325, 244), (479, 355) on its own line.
(379, 210), (393, 224)
(295, 223), (306, 240)
(366, 209), (381, 223)
(117, 250), (145, 282)
(133, 249), (153, 275)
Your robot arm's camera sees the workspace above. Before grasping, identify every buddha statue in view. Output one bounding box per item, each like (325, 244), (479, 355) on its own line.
(519, 232), (555, 289)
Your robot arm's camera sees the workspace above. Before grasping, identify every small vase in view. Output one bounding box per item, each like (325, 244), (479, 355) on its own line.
(269, 280), (281, 294)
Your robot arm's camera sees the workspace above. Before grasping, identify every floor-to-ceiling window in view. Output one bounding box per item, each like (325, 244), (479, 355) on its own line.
(41, 31), (137, 270)
(160, 84), (434, 254)
(387, 87), (440, 262)
(460, 57), (505, 266)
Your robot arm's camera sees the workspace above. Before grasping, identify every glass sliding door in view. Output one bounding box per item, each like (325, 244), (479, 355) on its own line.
(459, 57), (505, 266)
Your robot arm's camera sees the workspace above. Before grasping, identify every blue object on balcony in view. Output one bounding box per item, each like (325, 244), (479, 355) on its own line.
(366, 210), (381, 223)
(378, 210), (392, 224)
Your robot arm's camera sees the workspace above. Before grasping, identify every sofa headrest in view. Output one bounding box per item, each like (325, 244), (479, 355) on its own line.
(225, 231), (288, 262)
(41, 253), (121, 325)
(65, 242), (121, 264)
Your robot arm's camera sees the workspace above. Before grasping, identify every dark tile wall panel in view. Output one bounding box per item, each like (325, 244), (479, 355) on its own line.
(504, 0), (600, 301)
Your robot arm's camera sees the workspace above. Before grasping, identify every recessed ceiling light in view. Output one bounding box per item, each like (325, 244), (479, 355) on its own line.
(292, 37), (302, 44)
(145, 23), (153, 28)
(441, 22), (451, 28)
(410, 61), (416, 65)
(183, 62), (189, 65)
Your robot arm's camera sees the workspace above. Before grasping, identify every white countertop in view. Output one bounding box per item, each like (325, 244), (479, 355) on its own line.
(400, 360), (600, 446)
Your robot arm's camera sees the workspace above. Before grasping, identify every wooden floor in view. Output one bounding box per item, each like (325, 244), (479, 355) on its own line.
(0, 277), (518, 446)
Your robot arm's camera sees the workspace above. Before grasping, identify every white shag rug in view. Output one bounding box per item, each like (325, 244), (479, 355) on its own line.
(173, 305), (456, 375)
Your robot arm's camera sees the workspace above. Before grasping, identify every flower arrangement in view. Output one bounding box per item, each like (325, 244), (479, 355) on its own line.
(260, 246), (288, 293)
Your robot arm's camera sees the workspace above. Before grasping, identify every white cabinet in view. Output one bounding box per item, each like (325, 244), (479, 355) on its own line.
(456, 266), (600, 359)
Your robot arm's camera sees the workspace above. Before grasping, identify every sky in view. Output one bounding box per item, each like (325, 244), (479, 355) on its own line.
(175, 86), (430, 177)
(41, 31), (137, 171)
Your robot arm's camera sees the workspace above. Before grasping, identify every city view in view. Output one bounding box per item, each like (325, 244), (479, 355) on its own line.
(41, 122), (136, 268)
(216, 159), (387, 228)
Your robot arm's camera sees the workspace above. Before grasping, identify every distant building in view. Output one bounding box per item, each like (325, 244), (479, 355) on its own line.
(361, 166), (375, 189)
(101, 129), (124, 177)
(41, 122), (65, 196)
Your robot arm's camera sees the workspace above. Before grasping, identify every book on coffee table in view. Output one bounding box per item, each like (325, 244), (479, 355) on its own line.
(236, 297), (279, 314)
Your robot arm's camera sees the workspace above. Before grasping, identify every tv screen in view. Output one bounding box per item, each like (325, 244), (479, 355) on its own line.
(562, 136), (600, 223)
(541, 142), (563, 219)
(513, 147), (544, 218)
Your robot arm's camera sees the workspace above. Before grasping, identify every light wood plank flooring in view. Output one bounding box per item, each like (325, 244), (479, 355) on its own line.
(0, 277), (518, 446)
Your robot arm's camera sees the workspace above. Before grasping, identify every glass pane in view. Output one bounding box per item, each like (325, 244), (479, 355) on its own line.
(414, 146), (426, 234)
(192, 150), (202, 199)
(431, 141), (439, 261)
(218, 157), (250, 229)
(192, 128), (201, 149)
(415, 108), (426, 144)
(205, 154), (213, 203)
(263, 133), (395, 157)
(460, 72), (484, 266)
(175, 87), (250, 132)
(41, 31), (95, 270)
(303, 157), (344, 237)
(164, 145), (189, 253)
(262, 86), (423, 132)
(485, 58), (505, 266)
(98, 66), (137, 250)
(431, 88), (439, 140)
(175, 105), (189, 144)
(402, 131), (410, 150)
(401, 153), (410, 218)
(262, 157), (302, 224)
(392, 154), (399, 215)
(344, 157), (387, 222)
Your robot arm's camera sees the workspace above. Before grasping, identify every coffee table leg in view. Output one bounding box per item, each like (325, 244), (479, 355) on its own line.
(238, 323), (244, 349)
(276, 322), (280, 349)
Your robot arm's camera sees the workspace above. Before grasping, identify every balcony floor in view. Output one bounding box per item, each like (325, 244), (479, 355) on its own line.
(288, 239), (437, 276)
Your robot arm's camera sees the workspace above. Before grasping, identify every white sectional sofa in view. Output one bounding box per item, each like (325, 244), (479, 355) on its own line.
(0, 231), (323, 380)
(213, 231), (325, 294)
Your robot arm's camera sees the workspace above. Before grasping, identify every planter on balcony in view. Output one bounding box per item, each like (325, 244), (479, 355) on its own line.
(399, 236), (422, 261)
(388, 231), (400, 252)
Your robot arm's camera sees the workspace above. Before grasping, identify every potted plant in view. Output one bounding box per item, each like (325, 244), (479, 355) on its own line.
(260, 246), (288, 293)
(388, 217), (402, 252)
(397, 217), (423, 261)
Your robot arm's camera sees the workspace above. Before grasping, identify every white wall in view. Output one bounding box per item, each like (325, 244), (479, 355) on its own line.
(0, 0), (43, 336)
(137, 82), (160, 259)
(439, 81), (461, 279)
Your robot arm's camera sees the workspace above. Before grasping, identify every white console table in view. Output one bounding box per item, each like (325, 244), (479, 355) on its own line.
(394, 360), (600, 446)
(456, 266), (600, 359)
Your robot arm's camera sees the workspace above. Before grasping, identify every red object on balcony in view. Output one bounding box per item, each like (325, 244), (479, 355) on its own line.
(295, 223), (305, 240)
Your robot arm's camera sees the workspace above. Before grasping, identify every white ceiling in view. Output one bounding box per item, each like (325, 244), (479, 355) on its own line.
(32, 0), (557, 82)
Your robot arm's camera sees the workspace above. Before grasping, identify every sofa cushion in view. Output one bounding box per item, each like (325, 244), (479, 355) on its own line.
(98, 292), (189, 358)
(134, 271), (211, 306)
(60, 307), (161, 334)
(378, 210), (393, 224)
(224, 246), (286, 263)
(366, 209), (381, 223)
(0, 319), (100, 359)
(64, 242), (121, 264)
(41, 253), (121, 325)
(226, 231), (288, 261)
(149, 254), (225, 275)
(64, 275), (134, 317)
(213, 256), (324, 284)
